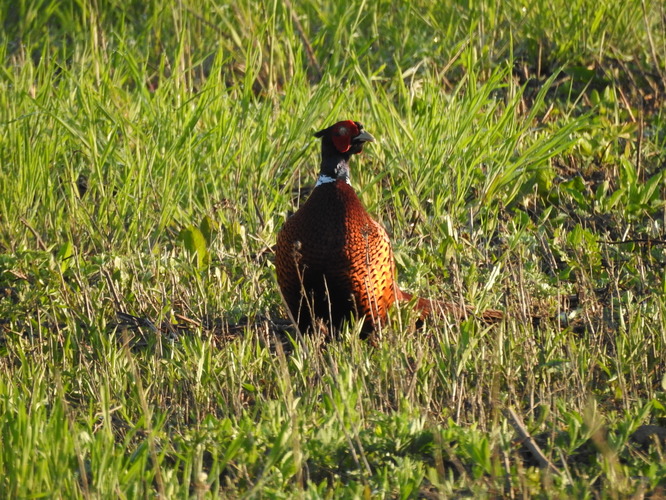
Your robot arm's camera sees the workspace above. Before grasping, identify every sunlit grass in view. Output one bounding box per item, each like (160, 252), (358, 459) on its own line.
(1, 0), (665, 497)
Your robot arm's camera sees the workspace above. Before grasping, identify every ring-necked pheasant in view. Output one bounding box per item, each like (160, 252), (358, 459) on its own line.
(275, 120), (502, 335)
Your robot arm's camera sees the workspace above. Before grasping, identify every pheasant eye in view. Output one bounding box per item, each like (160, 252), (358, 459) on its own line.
(337, 126), (348, 136)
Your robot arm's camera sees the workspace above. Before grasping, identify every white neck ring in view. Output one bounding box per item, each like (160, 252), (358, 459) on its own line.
(315, 174), (351, 187)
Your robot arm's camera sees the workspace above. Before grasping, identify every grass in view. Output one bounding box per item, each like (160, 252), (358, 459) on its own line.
(1, 0), (666, 497)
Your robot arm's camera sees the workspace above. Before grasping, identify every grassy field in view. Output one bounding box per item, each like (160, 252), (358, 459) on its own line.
(1, 0), (666, 497)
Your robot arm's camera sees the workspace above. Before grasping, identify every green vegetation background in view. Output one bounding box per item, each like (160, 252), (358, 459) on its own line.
(1, 0), (665, 497)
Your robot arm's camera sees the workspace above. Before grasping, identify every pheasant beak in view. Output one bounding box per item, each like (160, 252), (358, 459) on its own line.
(353, 130), (375, 144)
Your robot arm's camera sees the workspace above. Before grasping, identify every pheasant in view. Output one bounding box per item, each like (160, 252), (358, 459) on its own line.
(275, 120), (502, 335)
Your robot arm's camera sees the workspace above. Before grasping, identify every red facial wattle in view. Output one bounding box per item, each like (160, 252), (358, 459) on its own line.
(331, 120), (360, 153)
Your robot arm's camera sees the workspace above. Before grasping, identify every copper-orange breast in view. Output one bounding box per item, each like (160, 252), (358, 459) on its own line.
(276, 180), (397, 334)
